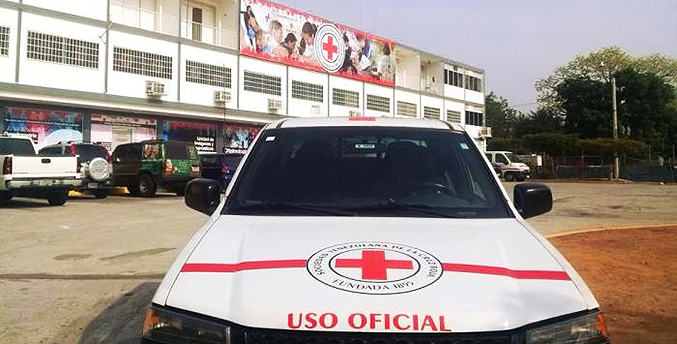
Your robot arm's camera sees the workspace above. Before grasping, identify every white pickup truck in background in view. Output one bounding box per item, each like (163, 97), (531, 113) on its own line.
(1, 135), (82, 205)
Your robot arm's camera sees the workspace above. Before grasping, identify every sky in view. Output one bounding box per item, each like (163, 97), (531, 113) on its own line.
(274, 0), (677, 112)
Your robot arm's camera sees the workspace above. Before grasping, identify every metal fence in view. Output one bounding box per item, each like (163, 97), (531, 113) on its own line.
(535, 155), (676, 183)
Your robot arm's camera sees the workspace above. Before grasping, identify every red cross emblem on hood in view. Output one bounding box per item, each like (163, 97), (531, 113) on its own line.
(335, 250), (414, 280)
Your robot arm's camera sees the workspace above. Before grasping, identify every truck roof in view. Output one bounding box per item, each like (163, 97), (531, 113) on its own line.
(268, 117), (465, 131)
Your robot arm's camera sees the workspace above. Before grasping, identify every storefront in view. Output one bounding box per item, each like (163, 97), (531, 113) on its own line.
(161, 120), (218, 153)
(90, 114), (157, 152)
(222, 124), (259, 153)
(2, 106), (83, 149)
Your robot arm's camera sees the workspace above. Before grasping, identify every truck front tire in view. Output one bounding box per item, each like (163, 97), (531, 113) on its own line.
(504, 172), (515, 182)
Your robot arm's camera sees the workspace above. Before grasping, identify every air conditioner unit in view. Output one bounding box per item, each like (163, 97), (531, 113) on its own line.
(310, 105), (321, 115)
(213, 90), (232, 104)
(480, 127), (492, 138)
(145, 81), (166, 98)
(348, 110), (361, 118)
(268, 98), (283, 112)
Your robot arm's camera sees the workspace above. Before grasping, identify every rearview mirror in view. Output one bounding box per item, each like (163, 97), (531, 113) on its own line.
(513, 183), (552, 219)
(185, 178), (223, 215)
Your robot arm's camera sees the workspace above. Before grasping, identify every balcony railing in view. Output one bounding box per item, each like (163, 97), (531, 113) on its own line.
(181, 19), (237, 49)
(110, 1), (179, 36)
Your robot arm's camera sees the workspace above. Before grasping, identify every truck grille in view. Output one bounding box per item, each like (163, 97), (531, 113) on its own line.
(242, 328), (513, 344)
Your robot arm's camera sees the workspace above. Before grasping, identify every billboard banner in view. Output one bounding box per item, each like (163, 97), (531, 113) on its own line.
(240, 0), (396, 87)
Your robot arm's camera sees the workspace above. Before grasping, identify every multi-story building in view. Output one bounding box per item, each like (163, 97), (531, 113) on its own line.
(0, 0), (490, 154)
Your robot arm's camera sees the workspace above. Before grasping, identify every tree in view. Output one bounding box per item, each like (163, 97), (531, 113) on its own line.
(555, 77), (611, 138)
(536, 46), (677, 112)
(615, 68), (676, 155)
(535, 46), (633, 111)
(580, 138), (649, 161)
(513, 108), (564, 137)
(485, 92), (520, 138)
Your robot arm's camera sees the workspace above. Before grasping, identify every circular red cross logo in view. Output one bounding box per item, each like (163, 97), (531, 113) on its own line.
(307, 242), (442, 295)
(313, 24), (345, 73)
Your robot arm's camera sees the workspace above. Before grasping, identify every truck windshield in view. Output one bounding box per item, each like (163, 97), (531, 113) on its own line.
(0, 138), (35, 155)
(225, 127), (510, 218)
(505, 153), (522, 163)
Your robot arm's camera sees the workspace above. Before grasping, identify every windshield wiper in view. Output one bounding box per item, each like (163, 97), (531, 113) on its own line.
(347, 199), (465, 218)
(228, 202), (354, 216)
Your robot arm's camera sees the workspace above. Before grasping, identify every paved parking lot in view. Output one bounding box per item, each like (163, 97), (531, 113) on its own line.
(1, 182), (676, 343)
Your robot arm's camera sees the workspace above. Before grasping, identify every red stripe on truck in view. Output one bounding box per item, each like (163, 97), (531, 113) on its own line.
(441, 263), (570, 280)
(181, 259), (570, 281)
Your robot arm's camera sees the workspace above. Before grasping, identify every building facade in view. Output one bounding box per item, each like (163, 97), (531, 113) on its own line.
(0, 0), (490, 153)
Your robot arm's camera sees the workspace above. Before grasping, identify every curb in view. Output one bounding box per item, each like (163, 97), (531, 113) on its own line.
(545, 223), (677, 239)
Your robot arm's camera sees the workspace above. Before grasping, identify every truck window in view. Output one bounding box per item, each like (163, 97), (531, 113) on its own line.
(76, 145), (109, 162)
(496, 154), (509, 164)
(227, 127), (510, 218)
(166, 142), (192, 159)
(0, 138), (36, 155)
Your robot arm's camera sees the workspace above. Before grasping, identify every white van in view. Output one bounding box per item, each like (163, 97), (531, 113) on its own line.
(141, 118), (609, 344)
(485, 151), (531, 181)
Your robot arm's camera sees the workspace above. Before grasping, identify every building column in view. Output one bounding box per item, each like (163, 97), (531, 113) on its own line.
(82, 112), (92, 143)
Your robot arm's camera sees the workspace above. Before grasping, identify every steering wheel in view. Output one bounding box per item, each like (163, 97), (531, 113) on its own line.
(402, 182), (455, 197)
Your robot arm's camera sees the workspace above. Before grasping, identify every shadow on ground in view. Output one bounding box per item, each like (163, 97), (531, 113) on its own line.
(0, 198), (53, 208)
(78, 282), (159, 344)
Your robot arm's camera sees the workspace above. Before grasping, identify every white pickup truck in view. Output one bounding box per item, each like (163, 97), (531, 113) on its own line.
(0, 135), (82, 205)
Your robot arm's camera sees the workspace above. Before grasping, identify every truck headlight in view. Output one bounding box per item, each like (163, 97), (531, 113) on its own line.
(142, 305), (230, 344)
(525, 311), (609, 343)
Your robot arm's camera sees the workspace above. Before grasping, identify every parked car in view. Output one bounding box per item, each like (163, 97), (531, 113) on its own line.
(0, 135), (81, 205)
(199, 152), (244, 188)
(485, 150), (531, 181)
(39, 142), (112, 199)
(111, 140), (200, 197)
(141, 118), (609, 344)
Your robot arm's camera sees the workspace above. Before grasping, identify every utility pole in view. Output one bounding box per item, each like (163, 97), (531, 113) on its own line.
(611, 75), (619, 179)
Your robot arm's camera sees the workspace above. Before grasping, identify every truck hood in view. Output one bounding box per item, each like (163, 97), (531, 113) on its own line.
(163, 216), (589, 333)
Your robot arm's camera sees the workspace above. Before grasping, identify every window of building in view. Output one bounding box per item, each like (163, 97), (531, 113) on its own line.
(26, 31), (99, 69)
(397, 101), (417, 117)
(113, 47), (172, 79)
(243, 70), (282, 96)
(332, 88), (359, 108)
(183, 1), (216, 44)
(291, 80), (323, 103)
(0, 26), (9, 56)
(423, 106), (440, 120)
(366, 94), (390, 113)
(465, 75), (482, 92)
(465, 111), (484, 126)
(185, 60), (231, 88)
(445, 69), (463, 88)
(447, 110), (461, 123)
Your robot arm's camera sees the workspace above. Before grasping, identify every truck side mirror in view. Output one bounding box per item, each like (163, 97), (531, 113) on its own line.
(185, 178), (222, 215)
(513, 183), (552, 219)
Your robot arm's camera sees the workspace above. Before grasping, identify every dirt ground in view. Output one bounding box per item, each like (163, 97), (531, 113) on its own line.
(549, 226), (677, 344)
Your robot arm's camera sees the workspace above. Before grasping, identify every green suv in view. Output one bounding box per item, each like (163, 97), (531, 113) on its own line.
(111, 140), (200, 197)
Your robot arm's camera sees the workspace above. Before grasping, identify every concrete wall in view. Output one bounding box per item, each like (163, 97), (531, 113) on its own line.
(180, 45), (238, 107)
(24, 0), (107, 21)
(0, 7), (18, 83)
(364, 83), (393, 117)
(238, 56), (286, 115)
(19, 13), (106, 93)
(287, 66), (328, 117)
(394, 89), (420, 118)
(107, 29), (178, 100)
(328, 75), (363, 117)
